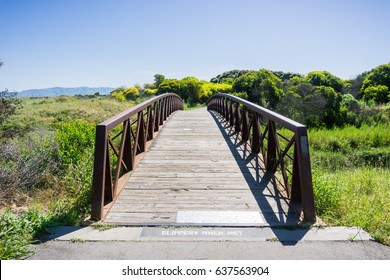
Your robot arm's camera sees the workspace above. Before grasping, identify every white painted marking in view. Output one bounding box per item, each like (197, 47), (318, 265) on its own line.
(176, 211), (265, 225)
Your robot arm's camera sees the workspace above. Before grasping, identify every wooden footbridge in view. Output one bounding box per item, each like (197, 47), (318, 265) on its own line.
(91, 93), (316, 226)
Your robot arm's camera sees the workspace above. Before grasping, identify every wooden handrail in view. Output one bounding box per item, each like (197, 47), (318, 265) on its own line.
(207, 93), (316, 223)
(91, 93), (183, 220)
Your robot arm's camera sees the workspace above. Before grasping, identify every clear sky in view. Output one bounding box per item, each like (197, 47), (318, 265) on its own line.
(0, 0), (389, 91)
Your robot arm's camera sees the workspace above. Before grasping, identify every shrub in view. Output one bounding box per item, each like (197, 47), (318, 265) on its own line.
(0, 129), (60, 206)
(54, 119), (95, 166)
(49, 150), (94, 225)
(0, 208), (48, 259)
(0, 90), (22, 126)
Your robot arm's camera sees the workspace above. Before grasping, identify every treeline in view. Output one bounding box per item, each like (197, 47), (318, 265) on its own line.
(111, 63), (390, 128)
(110, 74), (231, 104)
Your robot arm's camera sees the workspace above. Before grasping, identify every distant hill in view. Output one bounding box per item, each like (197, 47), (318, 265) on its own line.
(17, 87), (115, 97)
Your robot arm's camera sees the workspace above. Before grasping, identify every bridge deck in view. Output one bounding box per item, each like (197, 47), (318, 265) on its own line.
(104, 107), (301, 226)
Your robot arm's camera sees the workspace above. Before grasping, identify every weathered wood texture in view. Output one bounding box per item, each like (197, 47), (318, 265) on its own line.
(104, 108), (301, 226)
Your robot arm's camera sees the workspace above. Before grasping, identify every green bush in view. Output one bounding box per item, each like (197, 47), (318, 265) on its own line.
(49, 150), (94, 225)
(0, 129), (60, 206)
(54, 120), (95, 166)
(0, 209), (48, 259)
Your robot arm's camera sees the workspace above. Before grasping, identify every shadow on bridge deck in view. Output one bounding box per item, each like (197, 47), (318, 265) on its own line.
(208, 111), (311, 243)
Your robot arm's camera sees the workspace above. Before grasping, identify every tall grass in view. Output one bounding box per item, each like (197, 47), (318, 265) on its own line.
(309, 123), (389, 152)
(313, 168), (390, 245)
(309, 123), (390, 245)
(1, 96), (135, 134)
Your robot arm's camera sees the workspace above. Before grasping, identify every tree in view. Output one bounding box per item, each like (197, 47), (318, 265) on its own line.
(154, 74), (165, 87)
(210, 70), (249, 84)
(362, 85), (389, 104)
(233, 69), (283, 109)
(272, 71), (303, 82)
(279, 82), (349, 128)
(310, 86), (347, 127)
(143, 83), (157, 96)
(360, 63), (390, 104)
(157, 79), (181, 96)
(123, 87), (140, 100)
(180, 77), (201, 104)
(346, 71), (371, 98)
(110, 87), (126, 101)
(0, 61), (22, 126)
(157, 76), (231, 104)
(198, 82), (232, 103)
(306, 71), (345, 93)
(232, 71), (257, 95)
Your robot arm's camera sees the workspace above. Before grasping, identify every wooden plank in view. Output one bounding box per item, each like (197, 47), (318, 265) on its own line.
(123, 184), (275, 192)
(109, 202), (294, 213)
(117, 189), (281, 196)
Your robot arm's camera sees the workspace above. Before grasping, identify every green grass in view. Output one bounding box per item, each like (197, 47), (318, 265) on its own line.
(1, 96), (136, 133)
(184, 102), (206, 110)
(309, 123), (390, 152)
(309, 123), (390, 246)
(313, 167), (390, 245)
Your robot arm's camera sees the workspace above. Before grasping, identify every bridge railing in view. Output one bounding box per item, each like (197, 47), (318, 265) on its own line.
(207, 93), (316, 222)
(91, 93), (183, 220)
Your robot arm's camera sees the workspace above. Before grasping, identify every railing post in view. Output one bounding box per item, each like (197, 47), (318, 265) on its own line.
(123, 120), (133, 172)
(219, 97), (223, 114)
(146, 105), (154, 141)
(293, 127), (316, 222)
(242, 106), (249, 141)
(226, 98), (229, 119)
(159, 98), (165, 125)
(229, 100), (234, 127)
(154, 101), (160, 131)
(251, 113), (261, 153)
(221, 97), (228, 121)
(164, 96), (168, 118)
(136, 111), (145, 154)
(266, 120), (277, 172)
(234, 102), (240, 132)
(91, 125), (108, 220)
(221, 97), (227, 120)
(168, 96), (173, 116)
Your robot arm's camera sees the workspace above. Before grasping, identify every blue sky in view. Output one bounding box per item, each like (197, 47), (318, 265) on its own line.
(0, 0), (389, 91)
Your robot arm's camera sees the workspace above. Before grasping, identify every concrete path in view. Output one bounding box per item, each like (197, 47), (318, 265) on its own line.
(27, 226), (390, 260)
